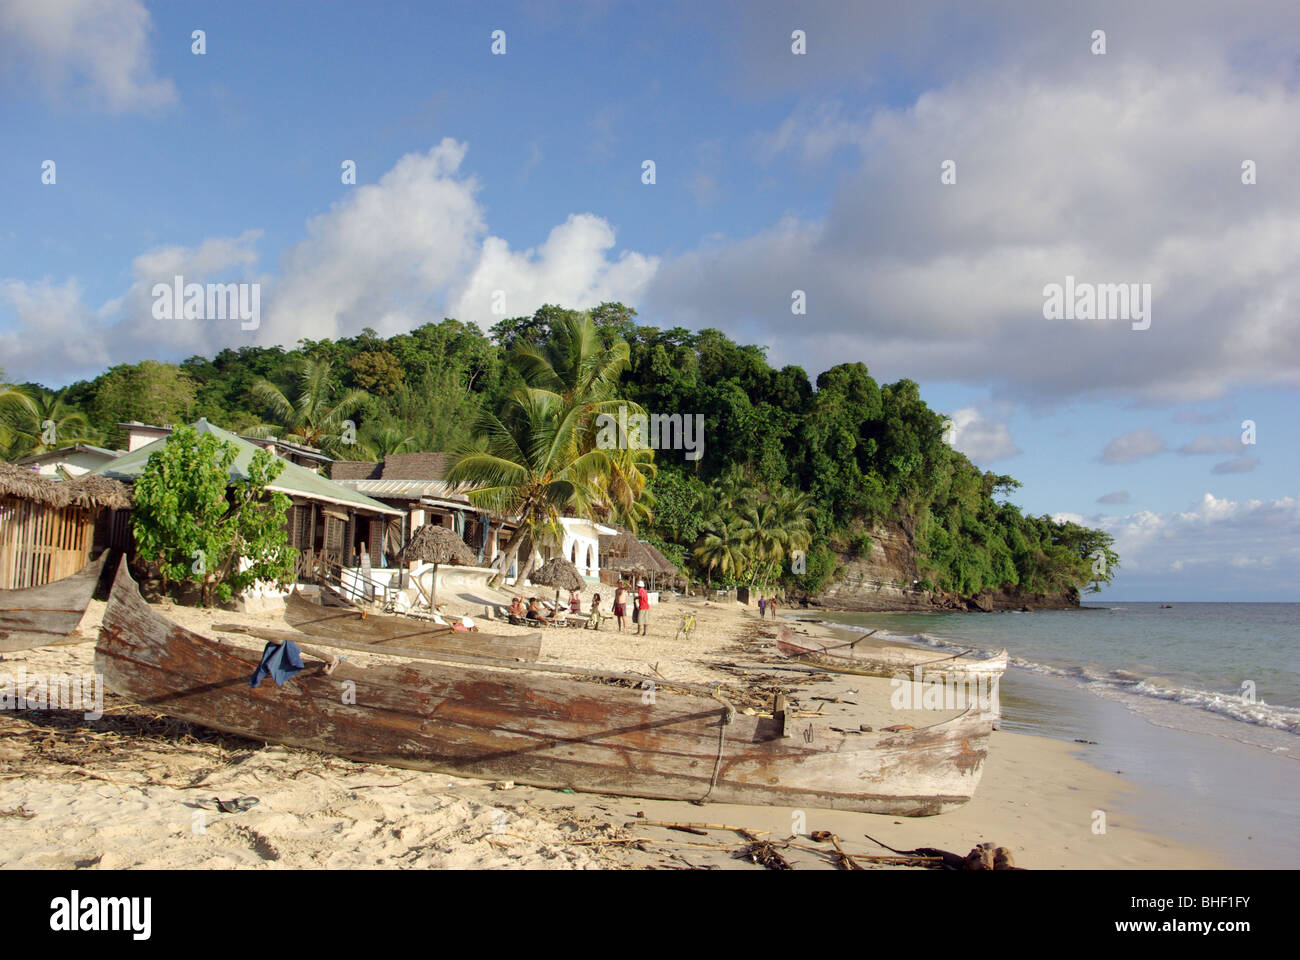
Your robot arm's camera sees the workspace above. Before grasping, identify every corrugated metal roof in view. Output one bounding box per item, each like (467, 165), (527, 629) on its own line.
(17, 443), (121, 464)
(341, 478), (467, 500)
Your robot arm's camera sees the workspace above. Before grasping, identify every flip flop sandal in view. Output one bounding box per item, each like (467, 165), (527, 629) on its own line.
(213, 796), (260, 813)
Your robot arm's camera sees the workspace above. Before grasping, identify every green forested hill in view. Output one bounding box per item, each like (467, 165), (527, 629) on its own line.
(1, 303), (1117, 600)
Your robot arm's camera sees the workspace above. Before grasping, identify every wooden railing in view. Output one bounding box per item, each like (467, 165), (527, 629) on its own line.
(294, 549), (368, 605)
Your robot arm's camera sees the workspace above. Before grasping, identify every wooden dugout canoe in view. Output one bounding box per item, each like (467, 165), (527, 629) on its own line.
(285, 589), (541, 662)
(778, 627), (1008, 679)
(96, 559), (993, 816)
(0, 553), (106, 653)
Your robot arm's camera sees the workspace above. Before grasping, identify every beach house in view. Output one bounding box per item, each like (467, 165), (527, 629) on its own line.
(98, 419), (402, 593)
(16, 443), (123, 479)
(329, 452), (518, 566)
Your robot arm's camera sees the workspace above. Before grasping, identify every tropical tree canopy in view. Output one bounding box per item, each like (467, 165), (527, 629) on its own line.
(6, 304), (1117, 598)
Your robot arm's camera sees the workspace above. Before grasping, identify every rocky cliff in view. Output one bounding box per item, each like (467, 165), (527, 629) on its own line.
(808, 521), (1080, 613)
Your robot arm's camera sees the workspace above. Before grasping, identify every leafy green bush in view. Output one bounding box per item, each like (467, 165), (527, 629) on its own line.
(131, 426), (294, 605)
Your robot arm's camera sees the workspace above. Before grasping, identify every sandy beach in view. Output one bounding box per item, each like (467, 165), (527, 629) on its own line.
(0, 585), (1225, 871)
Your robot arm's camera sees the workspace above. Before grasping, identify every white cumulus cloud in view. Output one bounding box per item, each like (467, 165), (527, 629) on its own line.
(448, 214), (659, 331)
(0, 0), (177, 112)
(0, 142), (659, 382)
(943, 407), (1021, 463)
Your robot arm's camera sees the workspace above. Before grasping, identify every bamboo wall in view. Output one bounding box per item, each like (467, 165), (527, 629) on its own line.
(0, 496), (96, 589)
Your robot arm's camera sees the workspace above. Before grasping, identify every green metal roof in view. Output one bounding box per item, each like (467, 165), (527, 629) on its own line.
(97, 419), (402, 516)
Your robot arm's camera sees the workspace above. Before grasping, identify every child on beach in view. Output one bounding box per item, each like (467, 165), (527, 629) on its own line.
(758, 596), (767, 618)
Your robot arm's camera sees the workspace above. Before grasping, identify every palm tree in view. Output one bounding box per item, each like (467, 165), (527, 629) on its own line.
(509, 311), (631, 410)
(451, 313), (653, 586)
(603, 444), (656, 532)
(0, 380), (23, 456)
(693, 517), (748, 588)
(353, 420), (417, 462)
(448, 385), (612, 588)
(690, 477), (815, 592)
(733, 498), (782, 583)
(510, 310), (656, 524)
(248, 358), (369, 457)
(741, 488), (814, 590)
(0, 386), (95, 459)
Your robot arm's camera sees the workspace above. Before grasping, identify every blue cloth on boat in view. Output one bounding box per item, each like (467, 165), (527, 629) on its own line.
(249, 640), (306, 688)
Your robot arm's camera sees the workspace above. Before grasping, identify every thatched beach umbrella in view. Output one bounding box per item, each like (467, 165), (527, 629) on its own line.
(528, 556), (585, 609)
(398, 523), (476, 608)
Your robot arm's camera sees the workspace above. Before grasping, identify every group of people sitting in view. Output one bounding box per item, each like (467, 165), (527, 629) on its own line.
(504, 579), (652, 635)
(507, 592), (603, 628)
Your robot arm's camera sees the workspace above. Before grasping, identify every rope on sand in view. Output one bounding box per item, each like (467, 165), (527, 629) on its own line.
(701, 685), (736, 801)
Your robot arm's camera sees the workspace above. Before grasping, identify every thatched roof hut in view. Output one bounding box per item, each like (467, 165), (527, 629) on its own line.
(639, 540), (678, 576)
(0, 462), (130, 589)
(398, 524), (476, 565)
(598, 529), (679, 589)
(598, 531), (650, 571)
(638, 540), (684, 589)
(0, 462), (130, 510)
(62, 472), (132, 510)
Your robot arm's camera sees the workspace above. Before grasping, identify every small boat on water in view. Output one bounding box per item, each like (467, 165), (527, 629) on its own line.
(97, 559), (993, 816)
(0, 554), (107, 653)
(777, 626), (1008, 679)
(285, 589), (541, 661)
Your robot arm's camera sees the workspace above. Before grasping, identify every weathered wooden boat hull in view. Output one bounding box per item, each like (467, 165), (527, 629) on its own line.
(285, 589), (541, 661)
(0, 554), (106, 653)
(97, 562), (992, 816)
(778, 627), (1008, 678)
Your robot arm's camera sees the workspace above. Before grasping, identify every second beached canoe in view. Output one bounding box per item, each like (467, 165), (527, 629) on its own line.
(97, 559), (993, 816)
(778, 626), (1008, 679)
(0, 553), (106, 653)
(285, 589), (541, 661)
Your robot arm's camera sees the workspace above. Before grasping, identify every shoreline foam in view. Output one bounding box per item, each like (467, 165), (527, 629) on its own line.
(808, 612), (1300, 748)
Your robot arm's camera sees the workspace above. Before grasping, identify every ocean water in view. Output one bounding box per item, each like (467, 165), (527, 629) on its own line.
(812, 602), (1300, 755)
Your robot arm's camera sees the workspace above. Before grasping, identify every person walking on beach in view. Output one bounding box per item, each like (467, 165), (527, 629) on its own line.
(613, 580), (627, 632)
(758, 595), (767, 618)
(636, 580), (651, 636)
(769, 595), (779, 620)
(568, 589), (581, 614)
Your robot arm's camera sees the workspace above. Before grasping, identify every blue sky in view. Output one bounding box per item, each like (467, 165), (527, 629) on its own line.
(2, 0), (1298, 600)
